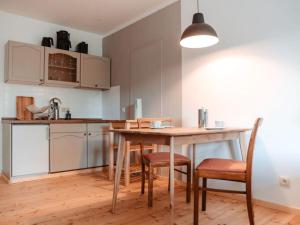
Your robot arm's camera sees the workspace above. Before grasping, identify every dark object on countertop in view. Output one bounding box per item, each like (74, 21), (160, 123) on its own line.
(76, 42), (88, 54)
(57, 30), (71, 50)
(42, 37), (54, 47)
(65, 110), (71, 120)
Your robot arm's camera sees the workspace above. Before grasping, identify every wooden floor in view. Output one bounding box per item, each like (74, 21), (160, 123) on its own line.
(0, 172), (299, 225)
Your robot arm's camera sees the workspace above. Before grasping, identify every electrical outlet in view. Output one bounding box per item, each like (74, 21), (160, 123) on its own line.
(279, 176), (290, 187)
(121, 107), (126, 113)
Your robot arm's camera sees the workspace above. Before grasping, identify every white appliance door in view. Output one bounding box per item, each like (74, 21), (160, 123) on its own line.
(12, 125), (49, 177)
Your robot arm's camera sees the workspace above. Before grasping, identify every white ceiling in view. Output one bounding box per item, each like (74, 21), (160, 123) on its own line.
(0, 0), (178, 36)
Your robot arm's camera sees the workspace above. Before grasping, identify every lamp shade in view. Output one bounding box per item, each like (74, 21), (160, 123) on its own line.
(180, 13), (219, 48)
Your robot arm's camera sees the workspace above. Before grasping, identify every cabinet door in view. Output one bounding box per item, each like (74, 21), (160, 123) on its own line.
(87, 123), (110, 167)
(44, 47), (80, 87)
(5, 41), (44, 84)
(87, 132), (109, 167)
(80, 54), (110, 89)
(50, 132), (87, 172)
(12, 125), (49, 177)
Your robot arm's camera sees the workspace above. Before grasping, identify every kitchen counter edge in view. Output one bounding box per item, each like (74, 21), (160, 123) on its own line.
(1, 118), (127, 124)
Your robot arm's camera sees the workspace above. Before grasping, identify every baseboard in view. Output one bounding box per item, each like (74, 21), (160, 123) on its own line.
(4, 167), (108, 184)
(1, 172), (10, 184)
(156, 175), (300, 216)
(212, 192), (300, 216)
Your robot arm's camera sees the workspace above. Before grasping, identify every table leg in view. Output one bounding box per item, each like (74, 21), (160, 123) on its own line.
(239, 132), (247, 161)
(109, 128), (114, 181)
(112, 134), (126, 213)
(169, 136), (175, 223)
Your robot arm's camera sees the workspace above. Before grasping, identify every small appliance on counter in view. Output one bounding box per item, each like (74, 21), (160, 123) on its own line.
(41, 37), (54, 47)
(56, 30), (71, 50)
(49, 97), (62, 120)
(76, 42), (88, 53)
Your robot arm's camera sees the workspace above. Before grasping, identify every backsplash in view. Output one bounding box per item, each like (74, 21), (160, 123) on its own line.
(3, 83), (103, 118)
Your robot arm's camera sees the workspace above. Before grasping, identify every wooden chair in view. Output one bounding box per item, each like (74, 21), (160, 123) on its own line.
(139, 118), (192, 207)
(122, 121), (154, 186)
(120, 118), (172, 186)
(193, 118), (263, 225)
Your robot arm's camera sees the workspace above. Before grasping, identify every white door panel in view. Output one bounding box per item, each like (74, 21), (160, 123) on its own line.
(12, 125), (49, 177)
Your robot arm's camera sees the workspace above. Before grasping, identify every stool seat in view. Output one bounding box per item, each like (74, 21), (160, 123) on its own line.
(143, 152), (190, 166)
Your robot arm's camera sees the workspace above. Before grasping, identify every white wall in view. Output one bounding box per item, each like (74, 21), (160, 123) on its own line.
(0, 11), (104, 171)
(181, 0), (300, 209)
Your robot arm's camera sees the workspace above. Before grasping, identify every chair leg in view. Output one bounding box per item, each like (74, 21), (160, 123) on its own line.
(193, 173), (200, 225)
(168, 168), (170, 192)
(148, 164), (154, 207)
(202, 177), (207, 211)
(186, 163), (191, 203)
(124, 142), (131, 186)
(141, 161), (145, 194)
(246, 183), (255, 225)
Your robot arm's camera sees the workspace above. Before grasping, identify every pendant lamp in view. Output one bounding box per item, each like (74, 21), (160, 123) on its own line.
(180, 0), (219, 48)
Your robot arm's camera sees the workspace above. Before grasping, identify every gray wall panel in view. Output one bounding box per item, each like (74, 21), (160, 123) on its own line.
(103, 1), (182, 124)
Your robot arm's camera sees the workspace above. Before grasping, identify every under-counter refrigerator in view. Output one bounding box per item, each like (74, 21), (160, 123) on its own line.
(12, 125), (49, 177)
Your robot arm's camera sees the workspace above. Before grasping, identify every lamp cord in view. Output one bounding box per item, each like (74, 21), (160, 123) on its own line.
(197, 0), (200, 13)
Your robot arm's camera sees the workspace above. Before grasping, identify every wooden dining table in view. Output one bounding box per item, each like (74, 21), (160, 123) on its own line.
(111, 127), (251, 223)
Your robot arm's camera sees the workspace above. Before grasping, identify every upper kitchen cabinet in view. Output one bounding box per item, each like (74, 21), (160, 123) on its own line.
(5, 41), (44, 84)
(44, 47), (80, 87)
(80, 54), (110, 90)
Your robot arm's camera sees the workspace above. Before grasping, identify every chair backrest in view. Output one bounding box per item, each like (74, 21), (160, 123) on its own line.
(246, 118), (263, 181)
(137, 118), (173, 128)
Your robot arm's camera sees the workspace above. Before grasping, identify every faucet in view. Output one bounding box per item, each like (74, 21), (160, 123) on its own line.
(49, 97), (62, 120)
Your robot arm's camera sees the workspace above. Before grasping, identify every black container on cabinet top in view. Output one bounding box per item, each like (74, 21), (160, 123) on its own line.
(56, 30), (71, 50)
(76, 42), (88, 54)
(41, 37), (54, 47)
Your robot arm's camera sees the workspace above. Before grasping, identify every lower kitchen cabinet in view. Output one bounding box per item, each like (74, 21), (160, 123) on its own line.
(12, 125), (49, 177)
(2, 122), (111, 180)
(49, 123), (110, 173)
(87, 124), (110, 167)
(50, 127), (88, 173)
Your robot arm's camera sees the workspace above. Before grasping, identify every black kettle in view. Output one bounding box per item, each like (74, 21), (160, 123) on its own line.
(57, 30), (72, 50)
(41, 37), (54, 47)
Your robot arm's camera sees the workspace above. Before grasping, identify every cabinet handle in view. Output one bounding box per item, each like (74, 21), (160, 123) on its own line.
(40, 79), (44, 82)
(76, 81), (80, 83)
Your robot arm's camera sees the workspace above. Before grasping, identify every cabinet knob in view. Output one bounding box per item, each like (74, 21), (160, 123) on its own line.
(40, 79), (44, 82)
(84, 133), (87, 136)
(76, 81), (80, 83)
(88, 133), (91, 136)
(95, 84), (98, 88)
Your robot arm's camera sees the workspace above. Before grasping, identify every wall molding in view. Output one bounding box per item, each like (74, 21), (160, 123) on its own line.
(1, 167), (107, 184)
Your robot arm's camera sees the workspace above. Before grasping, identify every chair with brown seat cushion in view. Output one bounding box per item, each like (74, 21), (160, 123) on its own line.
(141, 152), (191, 207)
(193, 118), (263, 225)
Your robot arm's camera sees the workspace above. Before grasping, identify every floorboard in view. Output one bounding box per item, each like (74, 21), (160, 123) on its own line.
(0, 173), (298, 225)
